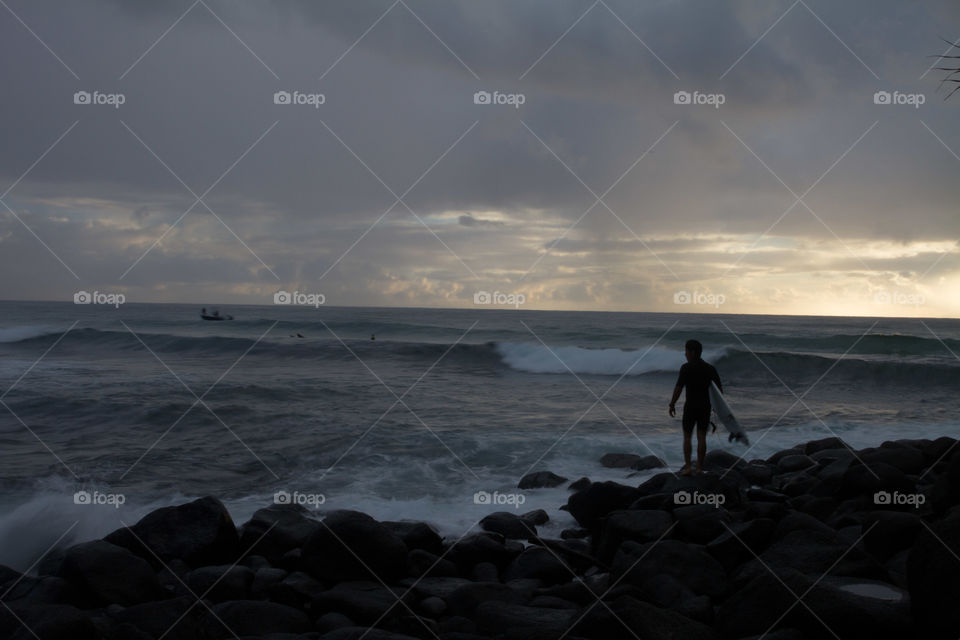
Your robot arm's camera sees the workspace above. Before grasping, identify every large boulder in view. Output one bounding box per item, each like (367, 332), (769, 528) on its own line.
(736, 528), (884, 583)
(862, 511), (922, 561)
(860, 445), (927, 475)
(198, 600), (313, 639)
(931, 448), (960, 514)
(0, 603), (97, 640)
(381, 521), (443, 555)
(612, 540), (729, 599)
(311, 581), (414, 624)
(480, 511), (538, 539)
(444, 532), (520, 571)
(56, 540), (164, 607)
(571, 594), (718, 640)
(596, 510), (674, 563)
(518, 471), (567, 489)
(301, 510), (407, 584)
(672, 505), (731, 544)
(601, 453), (666, 470)
(907, 508), (960, 636)
(237, 503), (320, 563)
(502, 547), (570, 584)
(185, 565), (253, 602)
(836, 461), (915, 500)
(566, 481), (642, 530)
(474, 601), (576, 639)
(110, 595), (204, 640)
(105, 496), (240, 567)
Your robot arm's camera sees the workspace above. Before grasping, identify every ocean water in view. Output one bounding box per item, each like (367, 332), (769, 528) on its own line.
(0, 301), (958, 571)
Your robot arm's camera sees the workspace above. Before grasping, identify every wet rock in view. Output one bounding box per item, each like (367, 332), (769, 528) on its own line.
(301, 510), (407, 584)
(56, 540), (164, 607)
(518, 471), (567, 489)
(198, 600), (312, 639)
(406, 548), (458, 578)
(237, 503), (320, 564)
(596, 509), (673, 563)
(571, 594), (718, 640)
(907, 508), (960, 636)
(311, 581), (413, 624)
(381, 521), (443, 555)
(185, 564), (253, 602)
(777, 454), (818, 474)
(612, 540), (729, 599)
(502, 547), (570, 584)
(566, 481), (643, 530)
(480, 512), (537, 539)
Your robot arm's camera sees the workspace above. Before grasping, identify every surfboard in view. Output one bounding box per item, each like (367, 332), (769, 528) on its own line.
(709, 381), (749, 445)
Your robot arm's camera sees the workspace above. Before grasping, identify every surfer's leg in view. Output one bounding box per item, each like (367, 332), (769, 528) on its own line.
(681, 413), (694, 475)
(694, 410), (709, 474)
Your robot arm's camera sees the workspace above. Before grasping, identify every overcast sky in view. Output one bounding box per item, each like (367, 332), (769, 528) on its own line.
(1, 0), (958, 316)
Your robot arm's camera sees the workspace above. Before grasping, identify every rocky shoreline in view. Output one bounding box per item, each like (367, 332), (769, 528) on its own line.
(3, 436), (959, 640)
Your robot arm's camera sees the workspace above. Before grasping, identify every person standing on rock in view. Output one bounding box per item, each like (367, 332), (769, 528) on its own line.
(668, 339), (722, 476)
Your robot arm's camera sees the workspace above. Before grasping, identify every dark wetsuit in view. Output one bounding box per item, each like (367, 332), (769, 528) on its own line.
(676, 358), (722, 434)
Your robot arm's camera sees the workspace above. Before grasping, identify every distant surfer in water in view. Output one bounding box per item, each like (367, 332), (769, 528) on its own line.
(669, 339), (722, 476)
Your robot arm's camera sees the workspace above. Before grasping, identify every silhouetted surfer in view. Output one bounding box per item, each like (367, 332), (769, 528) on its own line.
(669, 339), (722, 476)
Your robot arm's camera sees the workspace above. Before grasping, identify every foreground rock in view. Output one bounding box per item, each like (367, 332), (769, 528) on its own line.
(11, 436), (957, 639)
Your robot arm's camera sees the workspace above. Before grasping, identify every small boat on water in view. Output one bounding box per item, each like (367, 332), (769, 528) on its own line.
(200, 308), (233, 321)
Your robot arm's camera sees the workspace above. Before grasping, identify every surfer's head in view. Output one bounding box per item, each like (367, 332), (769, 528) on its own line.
(684, 339), (703, 361)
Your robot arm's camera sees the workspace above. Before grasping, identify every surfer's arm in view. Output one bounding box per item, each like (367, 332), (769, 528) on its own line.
(669, 384), (682, 416)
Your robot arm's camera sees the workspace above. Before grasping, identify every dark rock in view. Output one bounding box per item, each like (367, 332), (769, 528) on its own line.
(792, 495), (838, 521)
(717, 568), (911, 639)
(922, 436), (957, 464)
(672, 504), (731, 544)
(745, 487), (788, 503)
(837, 461), (914, 500)
(702, 449), (745, 472)
(418, 596), (446, 617)
(568, 477), (591, 492)
(766, 445), (804, 465)
(612, 540), (729, 598)
(517, 471), (567, 489)
(381, 521), (443, 555)
(777, 454), (817, 473)
(480, 512), (536, 539)
(251, 566), (287, 598)
(185, 564), (253, 602)
(706, 518), (775, 572)
(627, 493), (675, 511)
(739, 528), (883, 581)
(596, 510), (673, 563)
(1, 575), (81, 607)
(267, 570), (326, 608)
(810, 447), (856, 463)
(931, 448), (960, 514)
(566, 481), (642, 530)
(473, 601), (575, 639)
(521, 509), (549, 526)
(105, 496), (239, 568)
(571, 594), (718, 640)
(311, 581), (413, 624)
(316, 611), (354, 633)
(446, 582), (531, 616)
(907, 508), (960, 636)
(659, 472), (744, 509)
(56, 540), (164, 607)
(238, 503), (320, 564)
(0, 603), (97, 640)
(110, 595), (202, 640)
(198, 600), (312, 639)
(399, 576), (473, 601)
(600, 453), (665, 470)
(745, 500), (789, 521)
(445, 532), (518, 571)
(860, 445), (927, 475)
(406, 549), (458, 578)
(560, 528), (589, 539)
(528, 595), (578, 609)
(773, 511), (836, 541)
(802, 437), (851, 456)
(779, 471), (819, 497)
(301, 510), (407, 583)
(862, 511), (922, 561)
(502, 547), (570, 584)
(740, 462), (775, 486)
(319, 628), (419, 640)
(470, 561), (498, 582)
